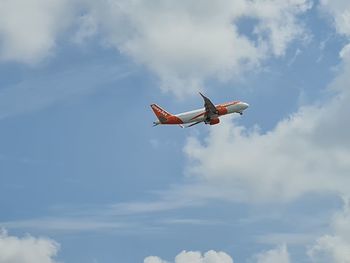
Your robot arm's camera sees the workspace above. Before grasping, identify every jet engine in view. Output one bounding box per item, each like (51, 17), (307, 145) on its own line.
(209, 118), (220, 125)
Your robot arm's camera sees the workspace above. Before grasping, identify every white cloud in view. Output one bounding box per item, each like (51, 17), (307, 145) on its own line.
(253, 245), (290, 263)
(0, 0), (311, 95)
(340, 43), (350, 58)
(248, 0), (312, 57)
(181, 48), (350, 203)
(308, 235), (350, 263)
(144, 256), (168, 263)
(84, 0), (311, 96)
(320, 0), (350, 37)
(308, 199), (350, 263)
(144, 250), (233, 263)
(0, 0), (73, 64)
(256, 233), (315, 246)
(0, 229), (59, 263)
(144, 248), (292, 263)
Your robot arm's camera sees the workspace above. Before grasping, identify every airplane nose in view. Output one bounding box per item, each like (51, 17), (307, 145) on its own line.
(242, 102), (249, 109)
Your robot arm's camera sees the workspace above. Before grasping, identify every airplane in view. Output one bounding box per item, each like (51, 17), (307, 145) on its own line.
(151, 93), (249, 128)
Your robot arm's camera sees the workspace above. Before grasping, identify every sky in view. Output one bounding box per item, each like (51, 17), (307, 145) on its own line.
(1, 0), (350, 262)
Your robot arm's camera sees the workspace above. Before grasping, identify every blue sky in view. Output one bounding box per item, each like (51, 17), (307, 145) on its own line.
(1, 1), (350, 263)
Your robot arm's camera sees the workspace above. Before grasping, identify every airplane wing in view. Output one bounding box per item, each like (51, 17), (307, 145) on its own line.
(199, 92), (218, 119)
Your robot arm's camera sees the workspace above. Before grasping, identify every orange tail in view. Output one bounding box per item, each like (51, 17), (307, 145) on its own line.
(150, 104), (172, 123)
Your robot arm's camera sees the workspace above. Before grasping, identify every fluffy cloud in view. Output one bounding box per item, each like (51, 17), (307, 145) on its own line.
(308, 199), (350, 263)
(0, 0), (311, 95)
(84, 0), (312, 96)
(0, 229), (59, 263)
(182, 39), (350, 203)
(144, 250), (233, 263)
(144, 256), (168, 263)
(0, 0), (73, 64)
(247, 0), (311, 57)
(253, 245), (290, 263)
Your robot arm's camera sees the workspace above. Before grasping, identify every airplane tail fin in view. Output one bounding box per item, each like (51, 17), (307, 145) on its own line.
(150, 104), (172, 124)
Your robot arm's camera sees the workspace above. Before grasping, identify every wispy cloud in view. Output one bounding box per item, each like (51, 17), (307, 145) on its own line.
(0, 63), (131, 119)
(287, 48), (301, 67)
(255, 233), (316, 246)
(108, 200), (193, 215)
(159, 218), (223, 226)
(1, 217), (130, 232)
(252, 245), (290, 263)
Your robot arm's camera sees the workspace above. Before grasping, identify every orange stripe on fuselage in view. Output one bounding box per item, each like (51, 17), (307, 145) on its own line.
(220, 101), (240, 107)
(190, 111), (206, 121)
(164, 115), (184, 124)
(189, 102), (238, 121)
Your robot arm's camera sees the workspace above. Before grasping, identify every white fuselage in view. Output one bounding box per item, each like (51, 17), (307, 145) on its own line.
(154, 101), (249, 125)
